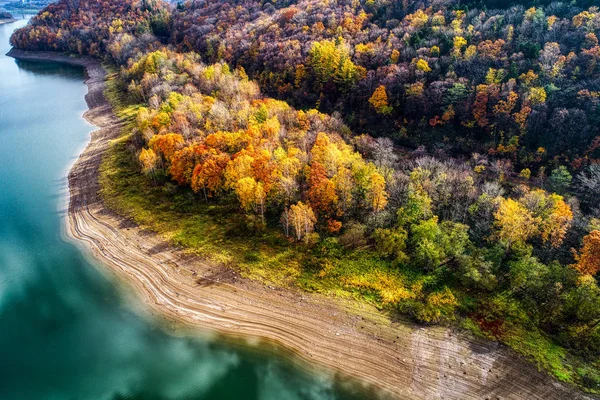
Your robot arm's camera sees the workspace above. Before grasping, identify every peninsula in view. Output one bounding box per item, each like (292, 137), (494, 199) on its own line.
(8, 0), (600, 397)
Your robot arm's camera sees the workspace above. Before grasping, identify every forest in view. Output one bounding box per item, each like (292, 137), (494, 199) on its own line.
(10, 0), (600, 392)
(166, 0), (600, 170)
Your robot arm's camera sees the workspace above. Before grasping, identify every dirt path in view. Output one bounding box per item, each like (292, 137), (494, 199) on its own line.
(7, 48), (596, 400)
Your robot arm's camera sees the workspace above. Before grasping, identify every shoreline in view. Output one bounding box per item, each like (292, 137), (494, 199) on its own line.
(6, 48), (596, 400)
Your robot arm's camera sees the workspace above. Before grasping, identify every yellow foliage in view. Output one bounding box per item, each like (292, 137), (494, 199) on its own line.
(519, 168), (531, 180)
(464, 45), (477, 59)
(139, 148), (159, 175)
(528, 87), (547, 105)
(341, 271), (413, 305)
(406, 9), (429, 28)
(368, 172), (388, 211)
(453, 36), (467, 53)
(474, 165), (486, 174)
(368, 85), (392, 115)
(415, 58), (432, 72)
(495, 198), (538, 248)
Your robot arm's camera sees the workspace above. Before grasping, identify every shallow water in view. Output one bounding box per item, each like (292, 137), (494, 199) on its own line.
(0, 19), (375, 400)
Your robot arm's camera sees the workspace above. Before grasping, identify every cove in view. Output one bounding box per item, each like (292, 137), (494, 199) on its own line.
(0, 19), (373, 400)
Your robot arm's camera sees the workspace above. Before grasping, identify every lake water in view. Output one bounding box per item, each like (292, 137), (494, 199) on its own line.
(0, 19), (373, 400)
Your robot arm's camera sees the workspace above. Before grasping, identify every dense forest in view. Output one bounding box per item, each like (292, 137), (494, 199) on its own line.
(167, 0), (600, 170)
(10, 0), (600, 392)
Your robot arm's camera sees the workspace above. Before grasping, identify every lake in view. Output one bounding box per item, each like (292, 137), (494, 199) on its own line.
(0, 19), (372, 400)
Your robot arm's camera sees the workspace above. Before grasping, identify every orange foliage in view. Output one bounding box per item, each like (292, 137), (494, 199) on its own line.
(573, 230), (600, 276)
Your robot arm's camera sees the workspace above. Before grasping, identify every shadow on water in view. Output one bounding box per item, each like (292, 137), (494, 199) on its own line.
(15, 58), (85, 77)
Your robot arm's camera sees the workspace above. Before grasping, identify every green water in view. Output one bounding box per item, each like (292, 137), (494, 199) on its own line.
(0, 20), (376, 400)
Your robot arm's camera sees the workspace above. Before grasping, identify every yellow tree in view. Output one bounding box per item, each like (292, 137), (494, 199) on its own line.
(367, 172), (388, 212)
(416, 58), (432, 72)
(224, 153), (255, 189)
(333, 166), (354, 214)
(139, 148), (160, 177)
(495, 198), (538, 250)
(453, 36), (467, 57)
(520, 190), (573, 248)
(528, 87), (547, 105)
(310, 132), (342, 176)
(287, 201), (317, 243)
(308, 39), (341, 85)
(235, 177), (266, 221)
(368, 85), (392, 115)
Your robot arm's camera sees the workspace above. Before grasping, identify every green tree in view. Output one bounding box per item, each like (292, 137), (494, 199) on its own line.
(548, 165), (572, 194)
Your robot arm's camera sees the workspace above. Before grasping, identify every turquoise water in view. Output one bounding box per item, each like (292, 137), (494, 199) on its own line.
(0, 19), (374, 400)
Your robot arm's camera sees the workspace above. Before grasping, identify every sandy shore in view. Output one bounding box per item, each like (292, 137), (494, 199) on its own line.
(7, 48), (597, 400)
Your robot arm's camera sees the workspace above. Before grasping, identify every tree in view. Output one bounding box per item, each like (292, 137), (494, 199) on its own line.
(563, 275), (600, 346)
(287, 202), (317, 243)
(410, 287), (458, 324)
(415, 58), (431, 73)
(367, 172), (388, 211)
(528, 87), (547, 105)
(307, 39), (361, 90)
(308, 39), (340, 85)
(409, 217), (469, 272)
(495, 198), (538, 250)
(235, 177), (266, 221)
(548, 166), (572, 194)
(520, 189), (573, 248)
(373, 227), (408, 264)
(397, 188), (433, 227)
(169, 144), (206, 185)
(254, 103), (268, 124)
(368, 85), (392, 115)
(149, 133), (185, 162)
(334, 57), (363, 91)
(139, 148), (160, 178)
(332, 166), (353, 213)
(308, 162), (338, 216)
(191, 152), (229, 198)
(573, 231), (600, 276)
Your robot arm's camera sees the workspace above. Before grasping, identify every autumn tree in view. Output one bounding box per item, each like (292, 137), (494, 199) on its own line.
(149, 133), (185, 162)
(235, 177), (266, 222)
(573, 231), (600, 276)
(287, 201), (317, 243)
(495, 198), (538, 251)
(139, 148), (160, 178)
(367, 172), (388, 211)
(368, 85), (392, 115)
(520, 189), (573, 248)
(191, 152), (230, 199)
(308, 161), (338, 216)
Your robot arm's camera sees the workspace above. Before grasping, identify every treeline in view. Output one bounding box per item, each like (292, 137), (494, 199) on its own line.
(10, 0), (600, 390)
